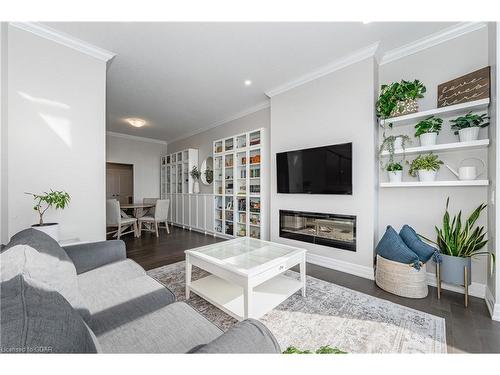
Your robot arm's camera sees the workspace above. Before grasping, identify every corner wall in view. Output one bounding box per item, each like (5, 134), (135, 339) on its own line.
(6, 25), (107, 242)
(270, 58), (378, 278)
(0, 23), (7, 244)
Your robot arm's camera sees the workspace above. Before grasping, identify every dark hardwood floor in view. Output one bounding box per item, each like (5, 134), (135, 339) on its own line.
(122, 226), (500, 353)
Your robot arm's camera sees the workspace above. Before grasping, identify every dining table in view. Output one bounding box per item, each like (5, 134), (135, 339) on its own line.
(120, 203), (155, 219)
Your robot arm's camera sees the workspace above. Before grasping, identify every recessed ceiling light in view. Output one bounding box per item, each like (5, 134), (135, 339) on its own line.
(126, 118), (146, 128)
(244, 80), (252, 86)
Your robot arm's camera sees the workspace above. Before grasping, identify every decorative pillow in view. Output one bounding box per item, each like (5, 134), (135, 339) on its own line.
(1, 275), (98, 353)
(376, 226), (421, 269)
(399, 225), (441, 264)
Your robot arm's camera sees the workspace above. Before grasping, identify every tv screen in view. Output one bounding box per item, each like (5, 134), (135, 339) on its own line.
(277, 142), (352, 194)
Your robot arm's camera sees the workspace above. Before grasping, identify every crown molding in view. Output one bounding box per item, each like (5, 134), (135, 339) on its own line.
(265, 42), (380, 97)
(107, 131), (167, 145)
(166, 101), (270, 145)
(9, 22), (116, 62)
(380, 22), (487, 65)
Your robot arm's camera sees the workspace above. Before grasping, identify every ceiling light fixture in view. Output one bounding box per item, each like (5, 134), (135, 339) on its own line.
(244, 80), (252, 86)
(362, 21), (371, 24)
(126, 118), (146, 128)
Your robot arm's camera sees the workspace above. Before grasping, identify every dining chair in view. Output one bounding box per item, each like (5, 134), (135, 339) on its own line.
(106, 199), (138, 239)
(143, 197), (159, 216)
(138, 199), (170, 237)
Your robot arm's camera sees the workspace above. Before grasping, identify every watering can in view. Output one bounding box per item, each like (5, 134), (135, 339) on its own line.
(446, 158), (485, 181)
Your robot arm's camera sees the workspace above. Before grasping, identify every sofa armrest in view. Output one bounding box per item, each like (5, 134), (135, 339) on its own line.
(190, 319), (281, 353)
(63, 240), (126, 274)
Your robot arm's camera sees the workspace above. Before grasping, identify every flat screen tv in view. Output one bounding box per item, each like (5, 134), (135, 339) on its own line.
(277, 142), (352, 194)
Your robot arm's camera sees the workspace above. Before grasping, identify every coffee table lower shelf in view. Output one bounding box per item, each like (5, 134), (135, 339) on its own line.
(189, 274), (302, 321)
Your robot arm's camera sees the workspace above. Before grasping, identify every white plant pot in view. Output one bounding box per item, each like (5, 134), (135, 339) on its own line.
(393, 137), (403, 150)
(458, 127), (480, 142)
(193, 181), (200, 194)
(32, 223), (59, 241)
(417, 170), (437, 182)
(388, 170), (403, 183)
(419, 132), (438, 146)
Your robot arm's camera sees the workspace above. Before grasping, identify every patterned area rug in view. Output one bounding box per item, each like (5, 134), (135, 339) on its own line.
(147, 261), (447, 353)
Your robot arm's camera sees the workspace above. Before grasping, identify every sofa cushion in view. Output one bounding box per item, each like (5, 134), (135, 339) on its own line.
(399, 225), (442, 264)
(1, 244), (90, 321)
(376, 226), (421, 269)
(0, 275), (98, 353)
(77, 259), (146, 290)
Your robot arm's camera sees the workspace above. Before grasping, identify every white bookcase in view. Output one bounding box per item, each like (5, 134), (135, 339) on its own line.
(161, 148), (199, 225)
(213, 128), (265, 239)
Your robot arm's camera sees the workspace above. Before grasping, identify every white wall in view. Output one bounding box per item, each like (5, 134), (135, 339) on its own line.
(378, 28), (490, 288)
(270, 58), (378, 275)
(106, 133), (167, 203)
(6, 25), (107, 242)
(0, 23), (7, 244)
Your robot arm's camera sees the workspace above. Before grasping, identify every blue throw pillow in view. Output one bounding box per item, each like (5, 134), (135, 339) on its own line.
(376, 226), (421, 269)
(399, 225), (442, 264)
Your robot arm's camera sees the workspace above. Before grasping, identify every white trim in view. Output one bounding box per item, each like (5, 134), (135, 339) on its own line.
(166, 101), (270, 145)
(380, 22), (487, 65)
(485, 287), (500, 321)
(9, 22), (116, 62)
(426, 272), (485, 299)
(106, 131), (167, 145)
(265, 42), (380, 97)
(306, 253), (375, 281)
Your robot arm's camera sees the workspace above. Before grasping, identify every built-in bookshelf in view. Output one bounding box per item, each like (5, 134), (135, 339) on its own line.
(213, 129), (264, 239)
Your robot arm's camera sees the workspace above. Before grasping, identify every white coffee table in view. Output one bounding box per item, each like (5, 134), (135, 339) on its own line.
(185, 237), (306, 321)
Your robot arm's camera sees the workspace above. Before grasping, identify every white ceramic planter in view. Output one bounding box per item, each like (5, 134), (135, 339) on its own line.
(393, 137), (403, 150)
(419, 132), (438, 146)
(388, 170), (403, 183)
(458, 127), (480, 142)
(417, 170), (437, 182)
(32, 223), (59, 241)
(193, 181), (200, 194)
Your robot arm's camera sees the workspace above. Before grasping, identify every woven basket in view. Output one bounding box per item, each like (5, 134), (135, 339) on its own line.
(375, 254), (428, 299)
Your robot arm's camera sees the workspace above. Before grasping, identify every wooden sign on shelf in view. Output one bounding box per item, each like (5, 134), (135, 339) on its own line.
(437, 66), (490, 108)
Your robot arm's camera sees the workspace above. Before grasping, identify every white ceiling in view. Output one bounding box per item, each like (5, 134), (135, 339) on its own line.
(44, 22), (457, 142)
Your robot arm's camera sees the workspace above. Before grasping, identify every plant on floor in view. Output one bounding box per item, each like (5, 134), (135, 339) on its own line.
(378, 135), (411, 169)
(408, 153), (443, 177)
(450, 112), (490, 135)
(283, 345), (347, 354)
(190, 166), (201, 180)
(376, 79), (426, 126)
(414, 116), (443, 137)
(386, 162), (403, 172)
(25, 190), (71, 225)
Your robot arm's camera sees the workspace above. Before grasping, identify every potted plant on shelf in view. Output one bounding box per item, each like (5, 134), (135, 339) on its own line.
(25, 190), (71, 241)
(408, 153), (443, 182)
(414, 116), (443, 146)
(190, 166), (202, 194)
(379, 134), (411, 156)
(386, 162), (403, 183)
(450, 111), (489, 142)
(422, 198), (493, 294)
(376, 79), (427, 126)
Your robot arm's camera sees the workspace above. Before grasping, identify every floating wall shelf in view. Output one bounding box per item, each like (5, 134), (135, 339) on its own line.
(380, 180), (489, 188)
(380, 139), (490, 157)
(379, 98), (490, 127)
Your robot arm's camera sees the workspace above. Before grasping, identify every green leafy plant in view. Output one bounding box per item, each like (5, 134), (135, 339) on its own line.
(190, 166), (201, 180)
(450, 112), (490, 135)
(376, 79), (427, 121)
(421, 198), (493, 261)
(378, 135), (411, 169)
(25, 190), (71, 225)
(414, 116), (443, 137)
(408, 153), (443, 177)
(283, 345), (347, 354)
(386, 162), (403, 172)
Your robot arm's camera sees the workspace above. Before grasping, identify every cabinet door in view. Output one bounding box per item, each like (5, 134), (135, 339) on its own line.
(183, 194), (190, 226)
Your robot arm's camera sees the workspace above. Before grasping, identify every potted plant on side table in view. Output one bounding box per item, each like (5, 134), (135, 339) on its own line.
(414, 116), (443, 146)
(190, 166), (202, 193)
(450, 111), (489, 142)
(422, 198), (493, 307)
(408, 153), (443, 182)
(25, 190), (71, 241)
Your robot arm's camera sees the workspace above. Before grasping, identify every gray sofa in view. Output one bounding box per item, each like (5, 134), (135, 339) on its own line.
(0, 229), (280, 353)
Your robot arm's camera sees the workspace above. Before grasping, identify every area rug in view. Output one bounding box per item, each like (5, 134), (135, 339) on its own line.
(147, 261), (447, 353)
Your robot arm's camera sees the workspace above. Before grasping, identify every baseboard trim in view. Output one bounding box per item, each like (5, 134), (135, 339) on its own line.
(306, 253), (375, 280)
(485, 287), (500, 321)
(426, 272), (486, 299)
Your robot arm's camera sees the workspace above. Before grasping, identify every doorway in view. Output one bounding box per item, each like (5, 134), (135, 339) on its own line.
(106, 163), (134, 204)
